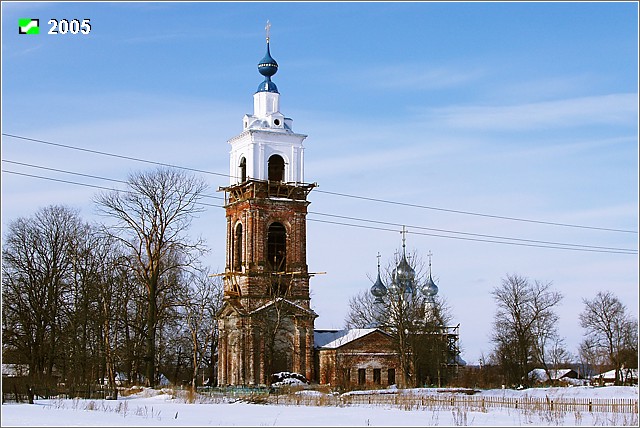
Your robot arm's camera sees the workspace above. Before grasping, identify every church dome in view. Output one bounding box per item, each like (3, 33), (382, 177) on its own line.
(256, 42), (279, 93)
(421, 273), (438, 297)
(370, 273), (387, 298)
(392, 254), (415, 292)
(258, 45), (278, 77)
(257, 79), (278, 93)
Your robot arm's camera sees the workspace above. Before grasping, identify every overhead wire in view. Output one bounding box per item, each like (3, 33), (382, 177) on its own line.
(3, 132), (636, 235)
(306, 218), (636, 255)
(2, 162), (637, 255)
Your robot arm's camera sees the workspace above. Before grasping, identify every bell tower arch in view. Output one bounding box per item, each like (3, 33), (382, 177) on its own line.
(217, 25), (317, 386)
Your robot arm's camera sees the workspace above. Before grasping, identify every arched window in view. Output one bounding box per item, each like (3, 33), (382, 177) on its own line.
(233, 223), (243, 271)
(268, 155), (285, 182)
(239, 157), (247, 183)
(267, 222), (286, 272)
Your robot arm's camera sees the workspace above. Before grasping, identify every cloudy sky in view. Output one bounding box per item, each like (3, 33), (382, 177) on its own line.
(2, 1), (638, 365)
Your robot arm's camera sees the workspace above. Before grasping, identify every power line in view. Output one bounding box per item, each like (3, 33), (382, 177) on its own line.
(1, 133), (230, 178)
(3, 167), (637, 255)
(307, 218), (637, 255)
(313, 189), (637, 234)
(2, 169), (226, 209)
(6, 159), (636, 253)
(306, 211), (636, 253)
(2, 159), (225, 202)
(4, 132), (636, 234)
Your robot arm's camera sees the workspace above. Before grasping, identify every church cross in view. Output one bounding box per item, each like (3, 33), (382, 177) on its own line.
(265, 20), (271, 43)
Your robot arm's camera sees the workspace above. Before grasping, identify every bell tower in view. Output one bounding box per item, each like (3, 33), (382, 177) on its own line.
(217, 23), (317, 386)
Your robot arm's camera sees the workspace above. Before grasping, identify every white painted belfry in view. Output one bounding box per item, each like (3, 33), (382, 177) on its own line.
(227, 68), (307, 185)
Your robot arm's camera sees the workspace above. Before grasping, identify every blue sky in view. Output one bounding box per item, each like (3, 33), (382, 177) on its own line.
(2, 1), (638, 366)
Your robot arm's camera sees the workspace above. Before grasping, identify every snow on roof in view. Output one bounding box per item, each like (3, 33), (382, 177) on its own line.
(2, 364), (29, 377)
(595, 368), (638, 381)
(528, 368), (576, 382)
(314, 328), (380, 349)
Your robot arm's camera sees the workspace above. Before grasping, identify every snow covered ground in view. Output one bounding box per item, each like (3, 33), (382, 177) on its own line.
(2, 385), (638, 426)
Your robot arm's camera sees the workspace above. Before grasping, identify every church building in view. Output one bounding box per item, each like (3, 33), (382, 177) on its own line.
(216, 26), (317, 386)
(217, 27), (461, 388)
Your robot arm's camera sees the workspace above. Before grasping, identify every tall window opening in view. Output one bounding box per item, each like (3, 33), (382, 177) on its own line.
(388, 368), (396, 386)
(234, 223), (243, 271)
(373, 368), (381, 385)
(358, 368), (366, 385)
(268, 154), (285, 182)
(267, 222), (286, 272)
(239, 157), (247, 182)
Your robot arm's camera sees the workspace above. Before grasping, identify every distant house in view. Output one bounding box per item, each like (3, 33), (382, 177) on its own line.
(593, 368), (638, 385)
(2, 364), (29, 378)
(528, 368), (579, 383)
(99, 372), (128, 386)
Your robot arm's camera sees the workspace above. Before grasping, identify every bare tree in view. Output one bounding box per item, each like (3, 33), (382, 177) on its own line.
(177, 266), (223, 391)
(2, 205), (82, 383)
(490, 274), (563, 387)
(90, 233), (130, 398)
(255, 297), (297, 382)
(579, 291), (638, 385)
(577, 336), (607, 382)
(344, 289), (377, 329)
(94, 167), (208, 387)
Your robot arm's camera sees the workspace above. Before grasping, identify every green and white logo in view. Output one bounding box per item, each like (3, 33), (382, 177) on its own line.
(18, 18), (39, 34)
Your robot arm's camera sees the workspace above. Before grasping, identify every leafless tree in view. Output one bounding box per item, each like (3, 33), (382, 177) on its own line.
(177, 266), (223, 391)
(89, 233), (131, 398)
(490, 274), (563, 387)
(2, 205), (82, 383)
(344, 289), (378, 329)
(579, 291), (638, 385)
(256, 297), (296, 382)
(577, 336), (608, 382)
(94, 167), (208, 386)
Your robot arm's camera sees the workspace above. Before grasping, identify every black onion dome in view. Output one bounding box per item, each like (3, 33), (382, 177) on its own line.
(370, 272), (387, 298)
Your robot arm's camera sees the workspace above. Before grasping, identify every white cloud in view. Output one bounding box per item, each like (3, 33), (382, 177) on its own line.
(332, 62), (486, 91)
(423, 93), (638, 131)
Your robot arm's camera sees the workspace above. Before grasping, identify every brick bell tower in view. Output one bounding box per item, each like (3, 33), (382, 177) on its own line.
(217, 23), (317, 386)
